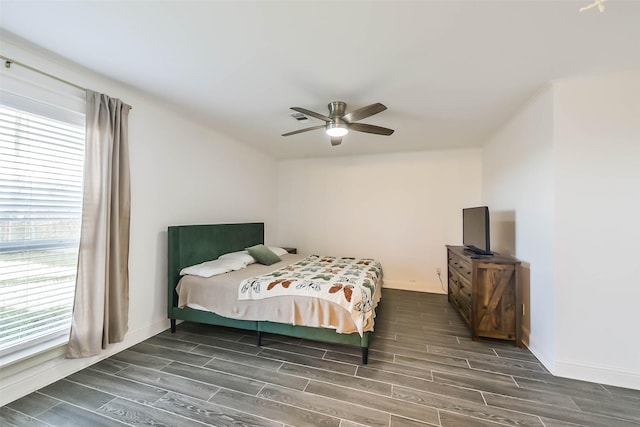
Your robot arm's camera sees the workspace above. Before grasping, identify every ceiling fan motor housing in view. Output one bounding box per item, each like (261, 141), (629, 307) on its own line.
(328, 101), (347, 119)
(324, 101), (347, 136)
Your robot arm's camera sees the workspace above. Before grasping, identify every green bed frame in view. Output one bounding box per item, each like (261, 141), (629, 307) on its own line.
(167, 222), (372, 363)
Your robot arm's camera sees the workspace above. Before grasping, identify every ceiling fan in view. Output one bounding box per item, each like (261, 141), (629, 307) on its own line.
(282, 101), (394, 146)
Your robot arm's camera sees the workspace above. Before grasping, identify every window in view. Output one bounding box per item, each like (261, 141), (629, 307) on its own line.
(0, 68), (85, 361)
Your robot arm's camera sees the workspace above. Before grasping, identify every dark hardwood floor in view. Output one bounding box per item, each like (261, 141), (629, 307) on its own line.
(2, 289), (639, 426)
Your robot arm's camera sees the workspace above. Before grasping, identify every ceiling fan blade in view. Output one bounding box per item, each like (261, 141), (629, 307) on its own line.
(290, 107), (330, 122)
(330, 136), (343, 146)
(349, 122), (395, 136)
(281, 124), (325, 136)
(342, 103), (387, 123)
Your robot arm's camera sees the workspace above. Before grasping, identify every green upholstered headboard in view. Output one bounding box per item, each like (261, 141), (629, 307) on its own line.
(167, 222), (264, 311)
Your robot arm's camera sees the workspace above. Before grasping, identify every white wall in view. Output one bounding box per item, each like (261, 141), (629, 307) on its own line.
(483, 68), (640, 390)
(482, 87), (556, 369)
(553, 69), (640, 389)
(0, 34), (279, 405)
(277, 149), (483, 293)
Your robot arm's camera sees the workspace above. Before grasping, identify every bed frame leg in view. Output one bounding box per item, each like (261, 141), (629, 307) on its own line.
(256, 331), (262, 347)
(170, 319), (176, 333)
(362, 347), (368, 365)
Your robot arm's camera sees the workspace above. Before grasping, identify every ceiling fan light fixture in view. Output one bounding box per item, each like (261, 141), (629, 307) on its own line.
(326, 122), (348, 137)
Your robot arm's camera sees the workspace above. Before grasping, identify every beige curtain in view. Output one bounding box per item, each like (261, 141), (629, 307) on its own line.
(67, 90), (131, 358)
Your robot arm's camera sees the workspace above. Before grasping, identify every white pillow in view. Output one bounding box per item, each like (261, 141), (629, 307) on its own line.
(218, 250), (256, 266)
(180, 258), (246, 278)
(268, 246), (288, 256)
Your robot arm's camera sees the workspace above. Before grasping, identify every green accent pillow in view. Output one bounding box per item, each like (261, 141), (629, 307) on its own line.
(246, 244), (281, 266)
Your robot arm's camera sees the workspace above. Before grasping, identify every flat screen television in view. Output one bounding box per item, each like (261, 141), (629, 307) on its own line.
(463, 206), (491, 255)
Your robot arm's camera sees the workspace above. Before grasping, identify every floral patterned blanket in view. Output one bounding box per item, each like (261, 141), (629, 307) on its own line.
(238, 255), (383, 335)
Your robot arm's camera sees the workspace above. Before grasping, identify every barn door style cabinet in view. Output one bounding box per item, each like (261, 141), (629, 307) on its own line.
(446, 245), (522, 347)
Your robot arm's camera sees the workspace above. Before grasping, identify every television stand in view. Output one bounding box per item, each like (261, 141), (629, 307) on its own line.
(446, 245), (522, 347)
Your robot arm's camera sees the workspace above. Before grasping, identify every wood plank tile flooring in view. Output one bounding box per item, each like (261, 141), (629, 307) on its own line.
(3, 289), (639, 426)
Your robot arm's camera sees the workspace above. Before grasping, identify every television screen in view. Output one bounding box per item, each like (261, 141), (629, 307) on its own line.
(463, 206), (491, 254)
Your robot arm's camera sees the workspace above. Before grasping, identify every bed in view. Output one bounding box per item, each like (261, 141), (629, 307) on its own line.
(167, 222), (382, 364)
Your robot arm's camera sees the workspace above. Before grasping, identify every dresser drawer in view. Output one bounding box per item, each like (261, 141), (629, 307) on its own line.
(450, 269), (471, 320)
(448, 250), (472, 277)
(449, 268), (470, 293)
(456, 272), (472, 303)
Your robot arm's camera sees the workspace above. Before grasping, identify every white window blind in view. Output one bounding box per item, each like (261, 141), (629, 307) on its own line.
(0, 67), (85, 360)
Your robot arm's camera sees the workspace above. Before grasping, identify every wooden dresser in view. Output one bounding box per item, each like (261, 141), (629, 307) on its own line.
(446, 245), (522, 347)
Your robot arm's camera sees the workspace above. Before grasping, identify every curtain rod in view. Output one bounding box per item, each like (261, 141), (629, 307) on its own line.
(2, 54), (86, 91)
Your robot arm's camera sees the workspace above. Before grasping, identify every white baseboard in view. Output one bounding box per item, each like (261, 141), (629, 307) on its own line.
(523, 332), (555, 374)
(553, 359), (640, 391)
(383, 280), (446, 294)
(0, 318), (170, 406)
(525, 332), (640, 391)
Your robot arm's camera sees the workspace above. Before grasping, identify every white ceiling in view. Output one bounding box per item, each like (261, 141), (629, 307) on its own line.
(1, 1), (640, 159)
